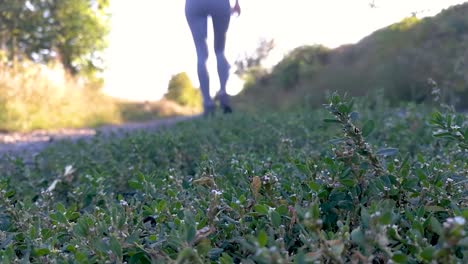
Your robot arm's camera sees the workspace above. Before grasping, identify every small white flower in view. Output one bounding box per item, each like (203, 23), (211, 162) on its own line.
(120, 200), (128, 206)
(454, 216), (466, 225)
(64, 165), (75, 175)
(211, 190), (223, 196)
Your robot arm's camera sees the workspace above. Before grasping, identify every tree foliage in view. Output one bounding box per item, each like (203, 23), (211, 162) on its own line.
(164, 72), (202, 108)
(234, 38), (275, 78)
(0, 0), (110, 77)
(270, 45), (330, 90)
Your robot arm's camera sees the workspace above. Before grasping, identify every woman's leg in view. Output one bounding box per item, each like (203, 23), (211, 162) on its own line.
(185, 1), (214, 112)
(210, 1), (231, 109)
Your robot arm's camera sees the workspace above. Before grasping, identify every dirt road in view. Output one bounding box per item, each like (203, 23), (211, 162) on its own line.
(0, 115), (197, 158)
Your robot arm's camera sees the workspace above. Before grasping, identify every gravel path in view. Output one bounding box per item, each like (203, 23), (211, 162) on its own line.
(0, 115), (198, 159)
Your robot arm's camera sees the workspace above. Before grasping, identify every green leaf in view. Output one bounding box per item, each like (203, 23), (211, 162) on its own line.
(239, 195), (246, 204)
(208, 248), (224, 261)
(362, 120), (375, 137)
(65, 244), (76, 253)
(430, 217), (443, 235)
(425, 206), (446, 213)
(157, 200), (167, 211)
(339, 178), (355, 187)
(50, 212), (68, 224)
(32, 248), (50, 257)
(219, 253), (234, 264)
(136, 172), (146, 182)
(129, 252), (152, 264)
(338, 104), (350, 115)
(415, 168), (427, 181)
(308, 181), (321, 192)
(429, 111), (444, 126)
(392, 253), (408, 263)
(376, 148), (399, 157)
(420, 247), (434, 261)
(5, 190), (15, 198)
(56, 202), (66, 213)
(185, 224), (196, 244)
(379, 212), (392, 225)
(277, 205), (289, 216)
(257, 230), (268, 247)
(167, 189), (177, 197)
(41, 228), (53, 240)
(73, 220), (88, 237)
(67, 212), (80, 221)
(254, 204), (269, 215)
(75, 250), (89, 263)
(412, 221), (424, 236)
(330, 94), (341, 105)
(323, 119), (341, 124)
(270, 211), (281, 228)
(110, 236), (123, 260)
(296, 163), (310, 175)
(433, 131), (452, 138)
(312, 203), (320, 219)
(351, 227), (365, 246)
(462, 209), (468, 219)
(128, 180), (143, 190)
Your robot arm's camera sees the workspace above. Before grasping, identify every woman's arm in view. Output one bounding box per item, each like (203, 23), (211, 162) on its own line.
(232, 0), (241, 16)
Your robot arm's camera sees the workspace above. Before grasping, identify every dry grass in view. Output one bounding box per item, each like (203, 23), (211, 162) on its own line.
(0, 61), (202, 132)
(116, 98), (201, 122)
(0, 61), (124, 132)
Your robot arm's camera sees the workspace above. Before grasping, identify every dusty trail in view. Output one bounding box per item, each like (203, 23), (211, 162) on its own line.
(0, 116), (197, 159)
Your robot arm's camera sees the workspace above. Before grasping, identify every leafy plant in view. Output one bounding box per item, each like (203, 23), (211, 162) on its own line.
(0, 93), (466, 263)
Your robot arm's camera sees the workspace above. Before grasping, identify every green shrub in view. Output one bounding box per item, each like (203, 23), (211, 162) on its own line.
(241, 3), (468, 110)
(164, 72), (202, 110)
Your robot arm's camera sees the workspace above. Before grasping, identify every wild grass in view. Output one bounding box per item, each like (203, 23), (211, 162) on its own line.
(0, 61), (198, 132)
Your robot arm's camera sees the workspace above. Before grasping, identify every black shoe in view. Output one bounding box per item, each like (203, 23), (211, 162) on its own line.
(217, 92), (233, 114)
(222, 105), (233, 114)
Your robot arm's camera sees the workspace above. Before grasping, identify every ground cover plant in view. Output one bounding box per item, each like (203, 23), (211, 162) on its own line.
(0, 93), (467, 263)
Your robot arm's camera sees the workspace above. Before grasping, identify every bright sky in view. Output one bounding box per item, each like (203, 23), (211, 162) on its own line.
(102, 0), (467, 101)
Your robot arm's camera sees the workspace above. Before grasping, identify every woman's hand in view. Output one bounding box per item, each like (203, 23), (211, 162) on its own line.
(231, 0), (241, 16)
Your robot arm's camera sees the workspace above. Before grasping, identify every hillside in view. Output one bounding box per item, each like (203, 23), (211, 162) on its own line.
(236, 3), (468, 110)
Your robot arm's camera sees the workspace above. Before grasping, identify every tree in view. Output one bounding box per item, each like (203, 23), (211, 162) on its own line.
(164, 72), (202, 108)
(0, 0), (110, 78)
(50, 0), (110, 76)
(234, 38), (275, 78)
